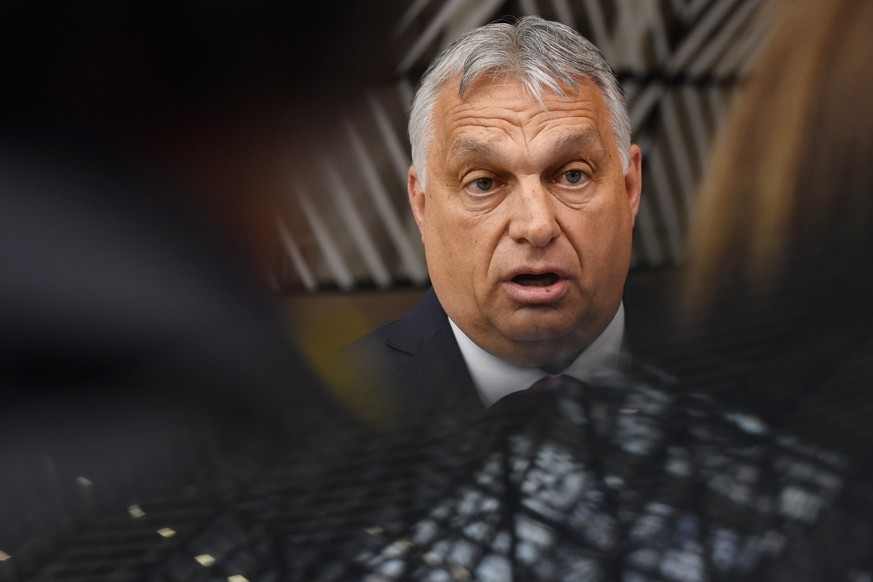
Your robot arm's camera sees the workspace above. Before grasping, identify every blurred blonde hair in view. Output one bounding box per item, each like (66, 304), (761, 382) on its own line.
(686, 0), (873, 318)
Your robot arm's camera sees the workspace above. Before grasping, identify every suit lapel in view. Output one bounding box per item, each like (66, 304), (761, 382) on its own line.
(383, 288), (486, 423)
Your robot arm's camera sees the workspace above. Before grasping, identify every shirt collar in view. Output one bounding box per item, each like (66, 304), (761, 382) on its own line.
(448, 302), (626, 407)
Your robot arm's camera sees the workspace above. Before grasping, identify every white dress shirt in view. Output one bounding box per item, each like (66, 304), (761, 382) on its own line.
(448, 303), (626, 407)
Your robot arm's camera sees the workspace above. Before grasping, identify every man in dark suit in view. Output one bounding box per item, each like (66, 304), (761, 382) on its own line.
(341, 17), (653, 427)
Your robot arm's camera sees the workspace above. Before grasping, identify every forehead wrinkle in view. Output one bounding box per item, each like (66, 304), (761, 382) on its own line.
(435, 80), (611, 172)
(444, 136), (523, 178)
(521, 102), (598, 140)
(439, 101), (521, 154)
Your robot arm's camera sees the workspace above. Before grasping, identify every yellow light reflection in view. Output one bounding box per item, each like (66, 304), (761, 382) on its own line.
(128, 504), (146, 518)
(194, 554), (216, 567)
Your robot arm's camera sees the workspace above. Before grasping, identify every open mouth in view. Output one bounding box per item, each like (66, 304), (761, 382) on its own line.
(512, 272), (560, 287)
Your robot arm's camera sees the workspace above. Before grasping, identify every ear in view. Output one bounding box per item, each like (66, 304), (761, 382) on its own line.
(408, 165), (426, 241)
(625, 144), (642, 223)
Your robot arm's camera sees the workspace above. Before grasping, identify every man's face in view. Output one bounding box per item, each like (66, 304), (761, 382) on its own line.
(408, 76), (642, 368)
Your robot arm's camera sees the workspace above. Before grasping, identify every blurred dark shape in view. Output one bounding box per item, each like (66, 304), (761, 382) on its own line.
(0, 1), (396, 128)
(16, 369), (873, 580)
(0, 0), (401, 267)
(0, 0), (403, 577)
(676, 0), (873, 463)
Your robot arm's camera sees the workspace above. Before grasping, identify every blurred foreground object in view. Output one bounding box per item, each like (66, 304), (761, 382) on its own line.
(18, 369), (872, 580)
(0, 0), (401, 577)
(679, 0), (873, 461)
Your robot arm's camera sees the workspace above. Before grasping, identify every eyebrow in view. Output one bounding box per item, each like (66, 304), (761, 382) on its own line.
(448, 139), (499, 159)
(448, 130), (604, 163)
(548, 130), (604, 158)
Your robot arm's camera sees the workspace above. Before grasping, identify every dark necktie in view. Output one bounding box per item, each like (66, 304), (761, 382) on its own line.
(529, 374), (583, 391)
(528, 374), (620, 435)
(490, 374), (585, 418)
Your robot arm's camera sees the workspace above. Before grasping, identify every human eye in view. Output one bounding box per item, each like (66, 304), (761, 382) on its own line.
(463, 175), (502, 196)
(554, 168), (590, 187)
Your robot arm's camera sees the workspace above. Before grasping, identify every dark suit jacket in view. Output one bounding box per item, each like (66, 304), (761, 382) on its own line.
(338, 282), (673, 428)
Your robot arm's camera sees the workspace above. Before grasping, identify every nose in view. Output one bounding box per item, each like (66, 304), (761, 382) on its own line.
(507, 180), (560, 247)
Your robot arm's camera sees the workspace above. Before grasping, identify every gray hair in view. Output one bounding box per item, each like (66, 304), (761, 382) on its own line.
(409, 16), (631, 188)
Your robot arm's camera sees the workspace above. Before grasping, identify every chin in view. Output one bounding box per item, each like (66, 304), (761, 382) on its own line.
(499, 312), (581, 342)
(500, 317), (593, 361)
